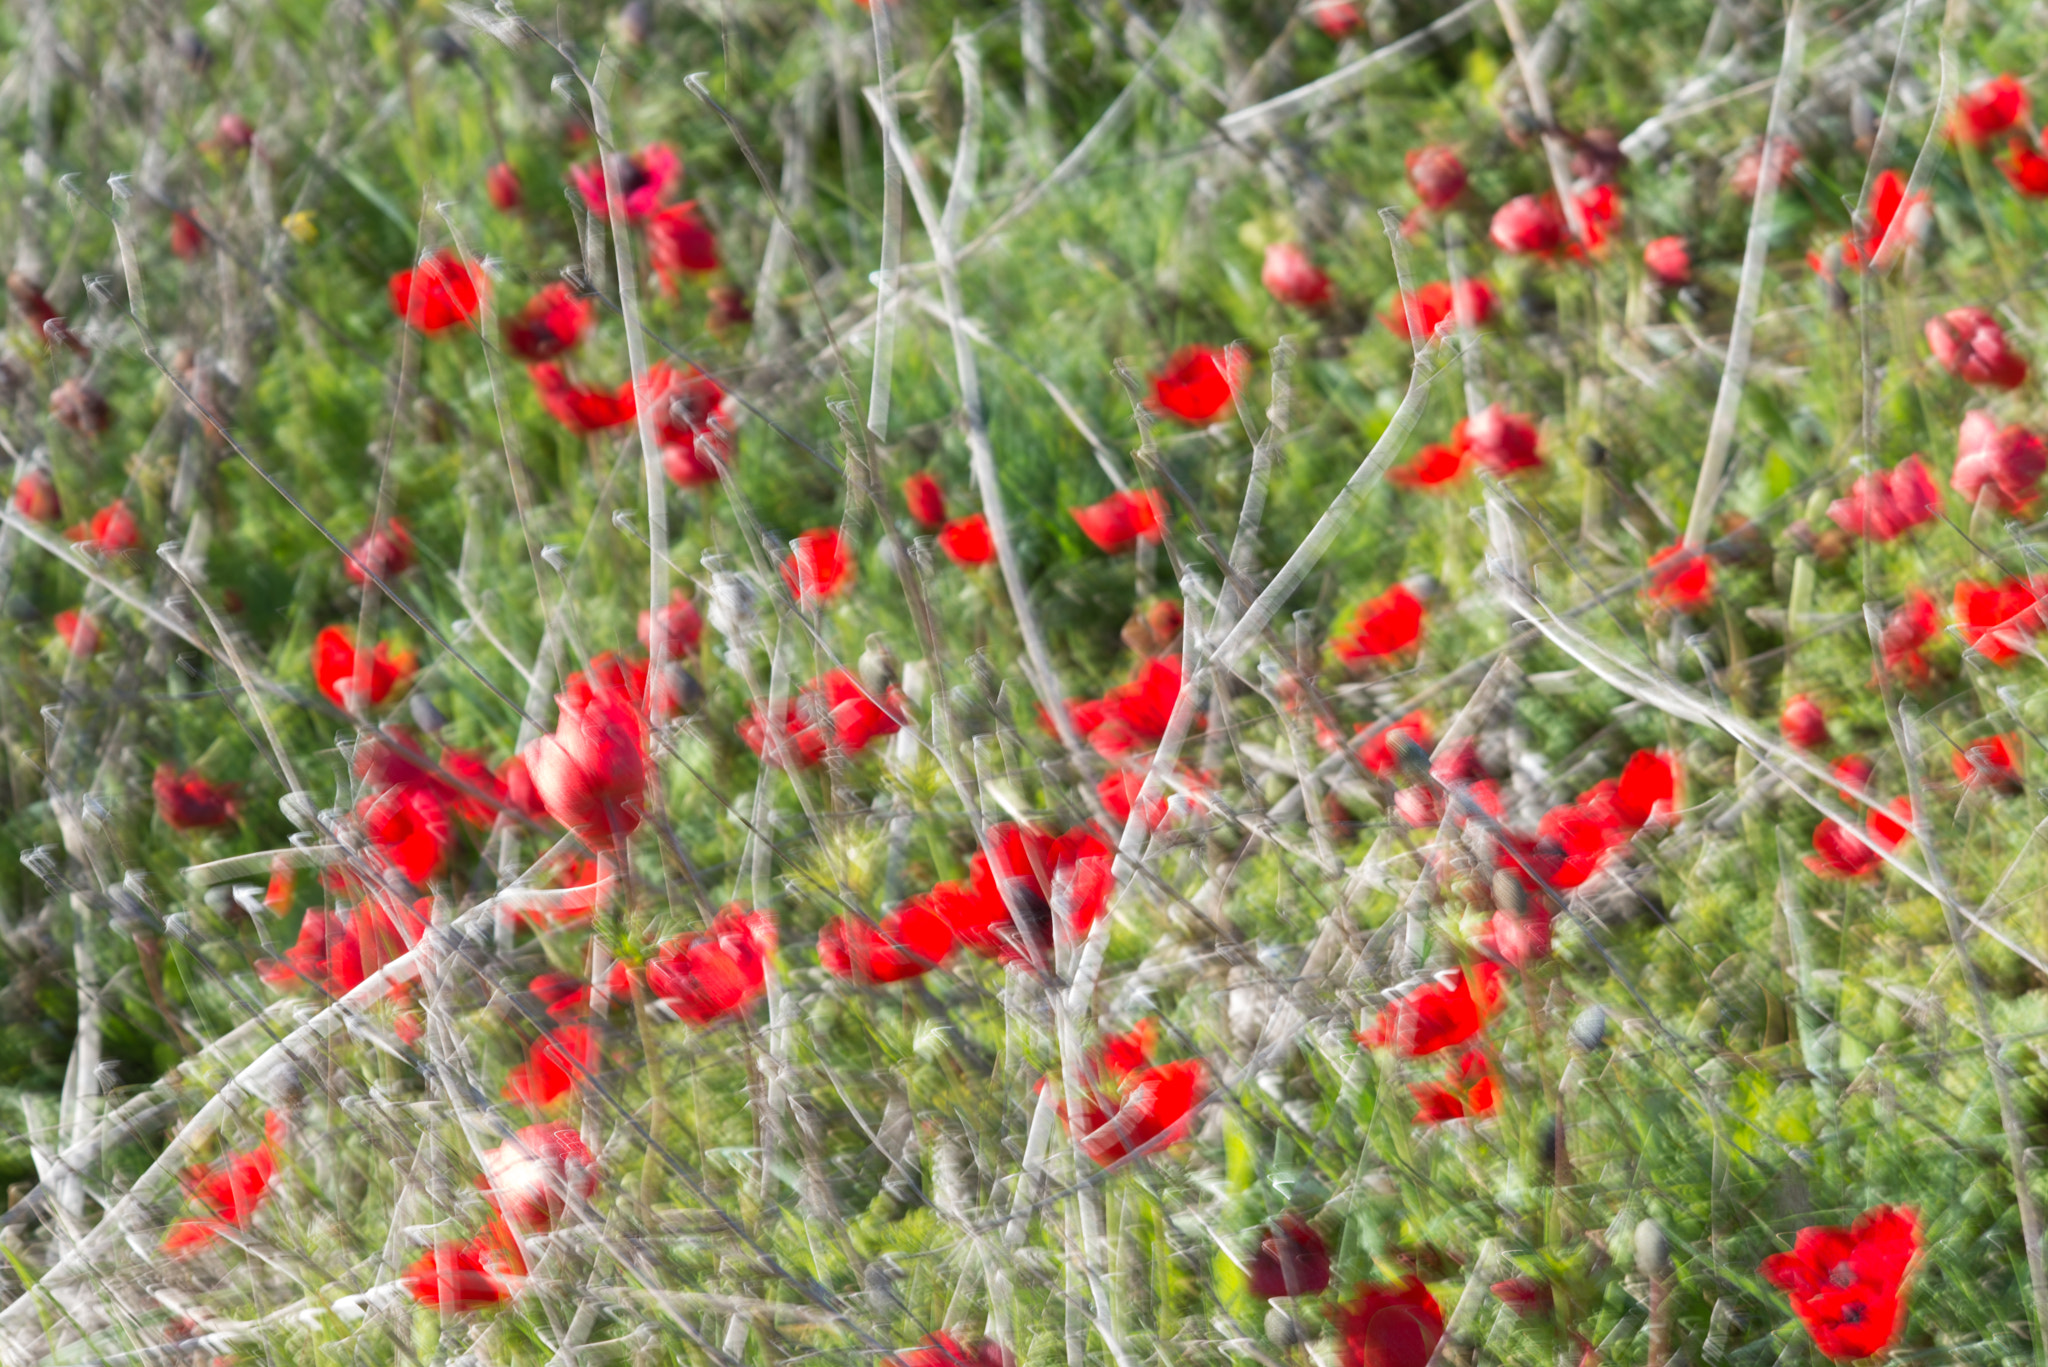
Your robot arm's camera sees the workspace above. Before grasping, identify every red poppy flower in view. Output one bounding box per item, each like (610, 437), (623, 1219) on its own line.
(643, 908), (776, 1024)
(503, 1024), (599, 1107)
(1761, 1205), (1919, 1360)
(1380, 279), (1496, 342)
(1078, 654), (1189, 758)
(1954, 733), (2023, 793)
(638, 589), (705, 655)
(947, 823), (1117, 965)
(50, 378), (110, 436)
(1953, 410), (2047, 511)
(53, 609), (99, 658)
(1644, 543), (1713, 614)
(1806, 801), (1912, 880)
(1571, 183), (1621, 253)
(1096, 767), (1174, 830)
(1612, 749), (1679, 828)
(820, 895), (954, 984)
(345, 518), (413, 585)
(1389, 441), (1466, 490)
(256, 911), (336, 990)
(2000, 135), (2048, 195)
(1954, 576), (2044, 665)
(569, 143), (683, 222)
(1482, 900), (1552, 968)
(530, 970), (591, 1018)
(1491, 1278), (1553, 1317)
(1452, 404), (1543, 475)
(503, 284), (595, 362)
(1309, 0), (1363, 37)
(938, 514), (997, 566)
(312, 625), (416, 709)
(12, 468), (58, 522)
(487, 161), (523, 211)
(1248, 1214), (1332, 1299)
(1780, 694), (1831, 750)
(529, 363), (635, 433)
(404, 1239), (516, 1310)
(707, 284), (753, 333)
(1262, 243), (1333, 308)
(163, 1117), (283, 1255)
(1643, 235), (1691, 286)
(389, 250), (486, 333)
(1358, 964), (1505, 1057)
(1880, 590), (1940, 684)
(1356, 712), (1433, 776)
(781, 527), (855, 607)
(1406, 146), (1467, 211)
(154, 765), (238, 830)
(529, 686), (647, 847)
(478, 1124), (599, 1232)
(1829, 454), (1941, 542)
(1052, 1020), (1207, 1165)
(1951, 75), (2028, 146)
(742, 669), (900, 768)
(1334, 584), (1426, 664)
(168, 210), (207, 260)
(1927, 307), (2027, 389)
(1831, 753), (1875, 804)
(1490, 194), (1568, 256)
(1152, 346), (1245, 424)
(323, 897), (428, 994)
(1410, 1048), (1498, 1124)
(904, 471), (948, 530)
(1837, 169), (1927, 272)
(1071, 488), (1168, 553)
(359, 783), (453, 884)
(646, 200), (720, 292)
(1331, 1278), (1445, 1367)
(68, 500), (141, 555)
(1525, 804), (1622, 888)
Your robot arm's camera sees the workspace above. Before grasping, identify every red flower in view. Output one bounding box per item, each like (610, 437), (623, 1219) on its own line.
(1613, 749), (1680, 828)
(638, 589), (705, 655)
(155, 765), (238, 830)
(1331, 1278), (1445, 1367)
(53, 609), (99, 658)
(1152, 346), (1245, 424)
(1481, 900), (1551, 968)
(163, 1116), (283, 1255)
(403, 1239), (516, 1310)
(648, 361), (735, 487)
(1528, 804), (1622, 888)
(1490, 194), (1567, 255)
(569, 143), (682, 221)
(1410, 1048), (1498, 1124)
(648, 202), (720, 292)
(50, 378), (110, 436)
(1926, 307), (2027, 389)
(69, 500), (142, 555)
(2000, 135), (2048, 195)
(820, 895), (954, 984)
(1954, 733), (2023, 793)
(1780, 694), (1831, 750)
(478, 1123), (599, 1232)
(782, 527), (856, 607)
(389, 250), (486, 334)
(1452, 404), (1542, 475)
(530, 363), (635, 433)
(9, 275), (85, 356)
(169, 210), (207, 260)
(1760, 1206), (1919, 1360)
(12, 468), (58, 522)
(947, 823), (1117, 965)
(1358, 964), (1505, 1057)
(503, 1024), (599, 1107)
(1837, 169), (1927, 272)
(1643, 235), (1691, 286)
(1829, 454), (1940, 542)
(221, 111), (258, 150)
(1080, 654), (1189, 758)
(1071, 488), (1168, 553)
(503, 284), (595, 362)
(487, 161), (523, 211)
(739, 669), (898, 767)
(1954, 576), (2044, 665)
(643, 908), (776, 1024)
(707, 284), (753, 333)
(1951, 75), (2028, 146)
(1406, 146), (1467, 211)
(1952, 409), (2047, 511)
(1248, 1214), (1332, 1299)
(1380, 279), (1496, 342)
(938, 514), (997, 566)
(1262, 243), (1333, 308)
(312, 625), (415, 709)
(345, 518), (413, 585)
(1644, 543), (1713, 613)
(1573, 183), (1621, 253)
(1389, 441), (1466, 490)
(531, 970), (592, 1016)
(1880, 591), (1940, 684)
(1052, 1020), (1207, 1165)
(1309, 0), (1363, 37)
(904, 471), (948, 529)
(360, 783), (453, 884)
(529, 687), (647, 847)
(1807, 801), (1913, 880)
(1334, 584), (1426, 664)
(1096, 767), (1173, 830)
(1356, 712), (1433, 776)
(1491, 1278), (1553, 1317)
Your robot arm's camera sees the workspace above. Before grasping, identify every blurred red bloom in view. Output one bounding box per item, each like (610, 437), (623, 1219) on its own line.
(947, 822), (1116, 965)
(530, 970), (591, 1018)
(1613, 749), (1680, 828)
(639, 589), (705, 655)
(345, 518), (413, 585)
(487, 161), (523, 211)
(570, 143), (682, 221)
(530, 363), (635, 433)
(54, 609), (99, 658)
(389, 250), (486, 333)
(312, 625), (415, 709)
(1954, 733), (2023, 793)
(782, 527), (855, 607)
(1927, 307), (2027, 389)
(1572, 183), (1621, 253)
(1954, 577), (2044, 665)
(1951, 75), (2028, 146)
(1492, 1278), (1553, 1317)
(1952, 409), (2047, 511)
(1482, 900), (1552, 968)
(360, 783), (453, 884)
(479, 1123), (598, 1232)
(1407, 146), (1467, 211)
(1309, 0), (1363, 37)
(163, 1115), (283, 1255)
(648, 361), (735, 488)
(1081, 654), (1189, 758)
(1356, 711), (1433, 776)
(1761, 1206), (1919, 1360)
(1358, 964), (1504, 1057)
(1644, 543), (1713, 613)
(1780, 694), (1831, 750)
(1490, 194), (1567, 255)
(1053, 1020), (1208, 1165)
(1838, 169), (1927, 272)
(1334, 584), (1426, 664)
(648, 201), (719, 292)
(1390, 441), (1466, 490)
(12, 468), (58, 522)
(938, 514), (996, 566)
(1071, 488), (1168, 553)
(1331, 1278), (1445, 1367)
(1411, 1048), (1497, 1124)
(530, 686), (647, 848)
(9, 274), (85, 356)
(50, 378), (110, 436)
(503, 284), (595, 362)
(1643, 235), (1691, 286)
(644, 908), (776, 1024)
(404, 1238), (517, 1310)
(1830, 454), (1940, 542)
(1262, 243), (1333, 308)
(1152, 346), (1244, 424)
(1248, 1214), (1332, 1299)
(1880, 591), (1940, 684)
(740, 669), (900, 767)
(69, 500), (141, 555)
(169, 210), (207, 260)
(1528, 804), (1622, 888)
(503, 1024), (599, 1107)
(1096, 767), (1173, 830)
(1807, 801), (1912, 880)
(1381, 279), (1496, 342)
(820, 895), (954, 984)
(155, 765), (238, 830)
(2000, 135), (2048, 195)
(904, 471), (948, 530)
(1452, 405), (1542, 475)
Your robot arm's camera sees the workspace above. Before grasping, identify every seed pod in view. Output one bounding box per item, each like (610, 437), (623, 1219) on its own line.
(1569, 1003), (1609, 1052)
(1634, 1218), (1672, 1277)
(1491, 868), (1527, 916)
